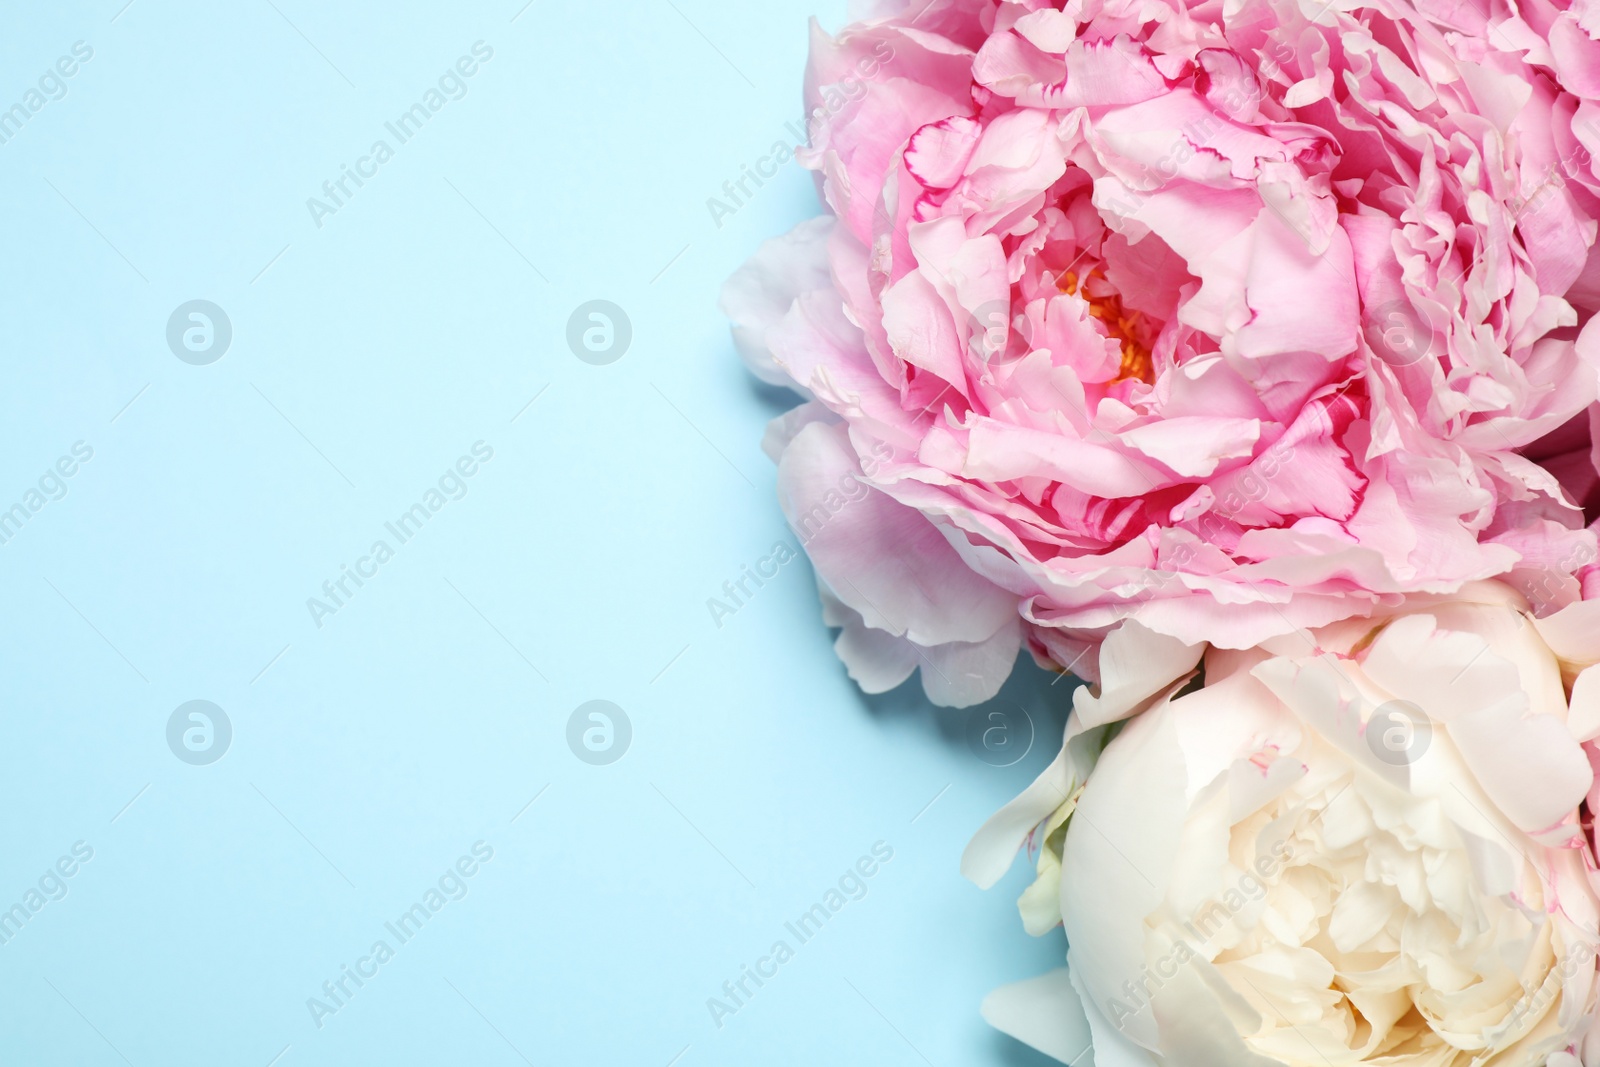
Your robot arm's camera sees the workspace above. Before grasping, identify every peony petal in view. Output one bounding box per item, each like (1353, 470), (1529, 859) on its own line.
(1068, 960), (1163, 1067)
(822, 587), (919, 694)
(780, 424), (1019, 640)
(1449, 702), (1594, 833)
(962, 736), (1074, 890)
(1116, 417), (1261, 479)
(1535, 599), (1600, 671)
(1059, 696), (1191, 1052)
(720, 216), (834, 387)
(979, 969), (1096, 1065)
(1570, 664), (1600, 742)
(918, 615), (1022, 706)
(1075, 621), (1204, 729)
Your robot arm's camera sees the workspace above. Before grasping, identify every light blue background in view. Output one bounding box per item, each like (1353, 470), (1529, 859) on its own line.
(0, 2), (1074, 1063)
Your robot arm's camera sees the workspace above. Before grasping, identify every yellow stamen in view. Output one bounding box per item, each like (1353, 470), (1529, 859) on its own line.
(1058, 270), (1154, 385)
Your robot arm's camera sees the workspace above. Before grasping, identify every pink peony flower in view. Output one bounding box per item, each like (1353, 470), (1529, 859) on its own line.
(725, 0), (1600, 705)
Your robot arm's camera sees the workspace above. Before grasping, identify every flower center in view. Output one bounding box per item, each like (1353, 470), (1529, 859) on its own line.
(1060, 268), (1154, 385)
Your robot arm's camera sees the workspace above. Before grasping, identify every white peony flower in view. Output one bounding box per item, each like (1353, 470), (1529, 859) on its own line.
(965, 583), (1600, 1066)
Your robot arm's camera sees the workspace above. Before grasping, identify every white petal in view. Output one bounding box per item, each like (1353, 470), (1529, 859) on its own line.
(1147, 955), (1281, 1067)
(1534, 599), (1600, 671)
(1069, 959), (1162, 1067)
(980, 968), (1095, 1065)
(1060, 700), (1190, 1051)
(963, 738), (1073, 890)
(1570, 664), (1600, 743)
(1448, 701), (1593, 834)
(1075, 621), (1204, 729)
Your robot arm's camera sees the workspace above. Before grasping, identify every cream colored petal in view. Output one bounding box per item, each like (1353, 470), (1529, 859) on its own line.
(979, 968), (1094, 1065)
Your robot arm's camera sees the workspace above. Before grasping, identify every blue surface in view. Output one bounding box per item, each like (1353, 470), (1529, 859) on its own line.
(0, 2), (1073, 1063)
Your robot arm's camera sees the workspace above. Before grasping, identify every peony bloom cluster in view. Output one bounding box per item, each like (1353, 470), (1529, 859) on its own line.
(724, 0), (1600, 705)
(965, 584), (1600, 1065)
